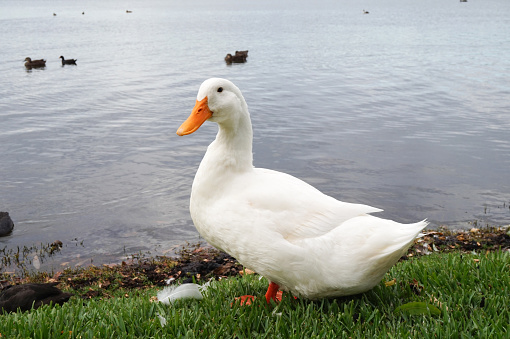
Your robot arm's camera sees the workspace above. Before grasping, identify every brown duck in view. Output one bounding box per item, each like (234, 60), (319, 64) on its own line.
(24, 57), (46, 68)
(225, 53), (247, 64)
(0, 282), (72, 313)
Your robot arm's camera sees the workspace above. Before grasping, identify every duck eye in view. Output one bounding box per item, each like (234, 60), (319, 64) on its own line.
(217, 87), (223, 93)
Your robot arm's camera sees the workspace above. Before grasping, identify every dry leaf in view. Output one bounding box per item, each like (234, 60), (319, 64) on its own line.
(385, 278), (397, 287)
(239, 269), (255, 276)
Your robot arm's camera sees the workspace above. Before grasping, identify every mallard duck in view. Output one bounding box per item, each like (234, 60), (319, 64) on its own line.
(59, 56), (77, 65)
(176, 78), (427, 303)
(24, 57), (46, 68)
(224, 53), (246, 64)
(0, 282), (72, 313)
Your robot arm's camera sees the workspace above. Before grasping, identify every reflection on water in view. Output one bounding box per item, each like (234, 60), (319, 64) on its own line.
(0, 0), (509, 270)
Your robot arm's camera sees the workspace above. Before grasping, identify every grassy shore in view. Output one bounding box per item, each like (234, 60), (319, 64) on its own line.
(1, 228), (509, 338)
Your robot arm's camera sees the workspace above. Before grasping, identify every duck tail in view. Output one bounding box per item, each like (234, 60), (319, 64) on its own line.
(414, 219), (429, 238)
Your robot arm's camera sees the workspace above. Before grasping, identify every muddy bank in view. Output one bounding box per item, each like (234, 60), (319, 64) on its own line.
(1, 227), (509, 299)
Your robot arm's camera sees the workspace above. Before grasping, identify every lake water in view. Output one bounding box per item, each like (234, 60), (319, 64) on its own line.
(1, 0), (509, 270)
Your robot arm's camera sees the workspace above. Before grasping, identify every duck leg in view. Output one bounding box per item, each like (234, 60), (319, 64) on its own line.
(265, 282), (280, 303)
(233, 282), (282, 306)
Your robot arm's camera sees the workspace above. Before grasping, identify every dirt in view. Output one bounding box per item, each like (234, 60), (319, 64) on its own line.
(1, 227), (508, 299)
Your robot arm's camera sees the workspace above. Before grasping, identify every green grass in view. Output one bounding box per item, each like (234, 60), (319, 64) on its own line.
(1, 251), (509, 338)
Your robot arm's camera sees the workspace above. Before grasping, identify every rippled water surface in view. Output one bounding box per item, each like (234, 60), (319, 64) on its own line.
(1, 0), (509, 269)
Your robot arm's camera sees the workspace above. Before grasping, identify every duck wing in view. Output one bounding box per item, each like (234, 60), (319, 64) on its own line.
(220, 168), (382, 242)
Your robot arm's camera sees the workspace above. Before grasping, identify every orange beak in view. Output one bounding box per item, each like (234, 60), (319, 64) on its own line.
(176, 97), (212, 136)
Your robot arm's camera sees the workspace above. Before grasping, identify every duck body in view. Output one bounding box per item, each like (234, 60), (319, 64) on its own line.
(0, 282), (72, 313)
(177, 78), (427, 300)
(224, 53), (246, 64)
(235, 50), (248, 58)
(59, 56), (77, 65)
(24, 57), (46, 68)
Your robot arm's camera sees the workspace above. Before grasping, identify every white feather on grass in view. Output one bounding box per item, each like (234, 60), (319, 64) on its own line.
(157, 281), (212, 305)
(157, 313), (167, 326)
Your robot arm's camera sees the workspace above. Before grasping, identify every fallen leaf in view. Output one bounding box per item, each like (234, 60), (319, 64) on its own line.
(394, 302), (441, 316)
(239, 269), (255, 276)
(385, 278), (396, 287)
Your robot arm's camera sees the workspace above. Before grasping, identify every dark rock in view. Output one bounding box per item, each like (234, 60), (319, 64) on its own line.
(0, 212), (14, 236)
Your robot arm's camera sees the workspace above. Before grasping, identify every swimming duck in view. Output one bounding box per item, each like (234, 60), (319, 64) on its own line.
(0, 282), (72, 313)
(59, 56), (77, 65)
(224, 53), (246, 64)
(176, 78), (427, 303)
(24, 57), (46, 68)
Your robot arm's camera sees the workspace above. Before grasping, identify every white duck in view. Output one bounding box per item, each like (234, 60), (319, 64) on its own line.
(176, 78), (427, 303)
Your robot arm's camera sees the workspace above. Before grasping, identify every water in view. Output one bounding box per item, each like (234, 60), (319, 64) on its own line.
(1, 0), (509, 270)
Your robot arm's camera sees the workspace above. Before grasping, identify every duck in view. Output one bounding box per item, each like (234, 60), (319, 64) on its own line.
(176, 78), (428, 303)
(24, 57), (46, 68)
(59, 56), (77, 65)
(224, 53), (246, 64)
(0, 282), (73, 313)
(363, 9), (369, 14)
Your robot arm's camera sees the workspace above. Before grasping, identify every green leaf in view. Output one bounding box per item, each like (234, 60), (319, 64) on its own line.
(394, 302), (442, 316)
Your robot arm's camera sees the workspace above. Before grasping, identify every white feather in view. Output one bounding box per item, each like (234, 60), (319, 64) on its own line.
(157, 283), (204, 305)
(157, 313), (167, 326)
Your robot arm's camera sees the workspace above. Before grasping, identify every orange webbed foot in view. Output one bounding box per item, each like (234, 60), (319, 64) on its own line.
(232, 282), (296, 307)
(232, 295), (256, 306)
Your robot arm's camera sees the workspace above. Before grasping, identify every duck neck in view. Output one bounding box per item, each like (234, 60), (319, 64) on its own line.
(200, 110), (254, 175)
(215, 113), (254, 172)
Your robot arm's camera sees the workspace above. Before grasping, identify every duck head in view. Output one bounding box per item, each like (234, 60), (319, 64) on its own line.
(176, 78), (247, 136)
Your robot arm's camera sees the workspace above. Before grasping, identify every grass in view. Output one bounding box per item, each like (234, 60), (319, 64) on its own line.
(1, 250), (508, 338)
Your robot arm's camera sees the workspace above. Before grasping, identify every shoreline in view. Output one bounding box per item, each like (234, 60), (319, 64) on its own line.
(1, 226), (509, 298)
